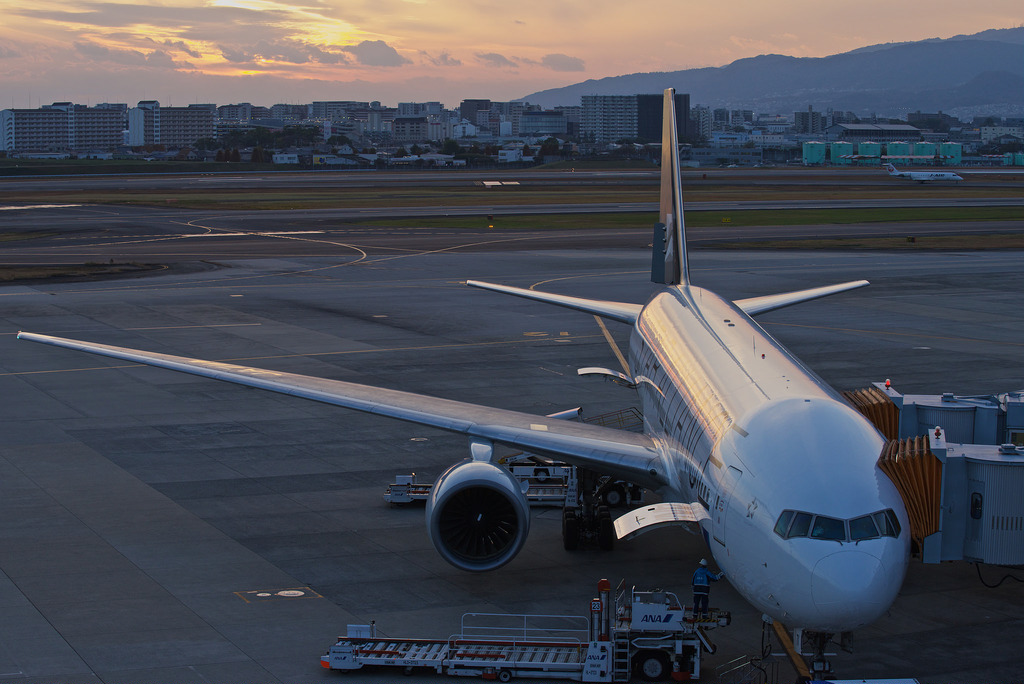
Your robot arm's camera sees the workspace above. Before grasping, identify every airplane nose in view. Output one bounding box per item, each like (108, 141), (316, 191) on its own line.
(811, 550), (893, 627)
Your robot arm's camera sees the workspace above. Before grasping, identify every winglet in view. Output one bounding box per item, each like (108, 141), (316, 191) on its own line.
(652, 88), (688, 286)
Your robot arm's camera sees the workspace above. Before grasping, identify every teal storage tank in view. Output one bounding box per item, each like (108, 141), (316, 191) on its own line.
(913, 142), (936, 165)
(802, 141), (826, 165)
(858, 141), (881, 165)
(886, 141), (911, 160)
(939, 143), (962, 165)
(830, 141), (853, 165)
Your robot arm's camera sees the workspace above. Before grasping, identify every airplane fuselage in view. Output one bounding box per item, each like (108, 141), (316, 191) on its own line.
(630, 285), (909, 632)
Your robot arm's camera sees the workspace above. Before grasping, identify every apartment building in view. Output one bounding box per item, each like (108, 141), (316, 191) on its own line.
(1, 102), (126, 152)
(582, 93), (690, 144)
(127, 101), (215, 147)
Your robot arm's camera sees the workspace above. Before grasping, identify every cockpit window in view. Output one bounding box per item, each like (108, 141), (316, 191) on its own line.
(788, 512), (812, 538)
(810, 516), (845, 541)
(876, 509), (901, 538)
(774, 508), (901, 542)
(773, 510), (794, 537)
(849, 515), (879, 540)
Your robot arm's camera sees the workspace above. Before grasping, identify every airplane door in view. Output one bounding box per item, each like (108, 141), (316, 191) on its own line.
(712, 466), (742, 548)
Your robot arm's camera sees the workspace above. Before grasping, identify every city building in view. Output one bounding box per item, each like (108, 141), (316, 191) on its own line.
(1, 102), (126, 153)
(793, 106), (825, 135)
(553, 106), (581, 137)
(270, 104), (310, 122)
(216, 103), (271, 121)
(520, 110), (567, 136)
(127, 101), (215, 147)
(458, 99), (492, 128)
(581, 93), (690, 144)
(391, 117), (431, 143)
(690, 105), (712, 141)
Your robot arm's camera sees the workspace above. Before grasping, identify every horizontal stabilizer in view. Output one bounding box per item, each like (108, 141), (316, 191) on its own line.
(614, 502), (709, 541)
(466, 280), (641, 324)
(734, 280), (869, 316)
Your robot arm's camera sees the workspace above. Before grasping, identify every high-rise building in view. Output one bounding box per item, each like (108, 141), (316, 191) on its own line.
(582, 94), (691, 144)
(397, 102), (444, 117)
(636, 93), (690, 142)
(217, 103), (271, 121)
(691, 105), (712, 141)
(581, 95), (636, 143)
(793, 106), (825, 135)
(270, 104), (310, 122)
(459, 99), (491, 125)
(1, 102), (126, 152)
(310, 101), (370, 121)
(521, 111), (567, 136)
(127, 101), (215, 147)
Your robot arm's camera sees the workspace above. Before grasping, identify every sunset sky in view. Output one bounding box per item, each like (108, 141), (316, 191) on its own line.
(1, 0), (1020, 108)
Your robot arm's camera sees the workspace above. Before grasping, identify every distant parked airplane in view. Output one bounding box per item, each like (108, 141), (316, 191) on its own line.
(884, 163), (963, 182)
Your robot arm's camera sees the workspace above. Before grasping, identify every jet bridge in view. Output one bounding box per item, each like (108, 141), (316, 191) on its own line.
(844, 383), (1024, 564)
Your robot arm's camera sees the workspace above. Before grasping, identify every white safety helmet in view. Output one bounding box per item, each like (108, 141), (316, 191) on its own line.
(699, 558), (708, 567)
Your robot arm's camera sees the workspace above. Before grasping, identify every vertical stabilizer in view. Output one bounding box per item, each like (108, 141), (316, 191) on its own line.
(651, 88), (688, 286)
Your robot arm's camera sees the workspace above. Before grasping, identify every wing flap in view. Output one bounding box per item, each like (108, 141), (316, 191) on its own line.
(18, 331), (663, 488)
(613, 501), (710, 541)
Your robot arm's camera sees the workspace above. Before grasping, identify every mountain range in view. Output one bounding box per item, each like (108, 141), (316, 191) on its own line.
(521, 27), (1024, 118)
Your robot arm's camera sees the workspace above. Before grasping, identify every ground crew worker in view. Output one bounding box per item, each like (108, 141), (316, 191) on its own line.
(691, 558), (724, 620)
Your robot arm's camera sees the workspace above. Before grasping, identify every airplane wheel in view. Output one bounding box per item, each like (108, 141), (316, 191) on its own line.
(633, 650), (670, 681)
(597, 507), (615, 551)
(562, 508), (580, 550)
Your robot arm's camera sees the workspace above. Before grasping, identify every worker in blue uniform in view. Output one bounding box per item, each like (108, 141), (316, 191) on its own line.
(691, 558), (724, 620)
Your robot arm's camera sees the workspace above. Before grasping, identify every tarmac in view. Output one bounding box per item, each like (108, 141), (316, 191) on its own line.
(1, 244), (1024, 683)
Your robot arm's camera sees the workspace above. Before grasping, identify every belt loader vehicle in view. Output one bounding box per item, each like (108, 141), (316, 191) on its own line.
(321, 578), (729, 682)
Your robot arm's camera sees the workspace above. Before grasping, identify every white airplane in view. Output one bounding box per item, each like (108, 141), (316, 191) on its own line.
(884, 162), (963, 182)
(18, 90), (909, 658)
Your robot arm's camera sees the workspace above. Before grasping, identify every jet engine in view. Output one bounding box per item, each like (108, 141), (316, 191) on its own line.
(426, 459), (531, 572)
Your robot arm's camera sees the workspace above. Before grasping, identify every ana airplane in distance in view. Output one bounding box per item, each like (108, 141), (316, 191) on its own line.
(19, 90), (909, 660)
(884, 162), (963, 182)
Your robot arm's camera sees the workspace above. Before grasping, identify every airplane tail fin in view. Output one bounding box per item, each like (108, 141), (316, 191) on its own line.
(651, 88), (688, 286)
(884, 163), (898, 175)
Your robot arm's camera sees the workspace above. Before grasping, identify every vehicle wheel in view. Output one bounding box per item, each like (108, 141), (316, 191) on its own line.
(602, 484), (626, 508)
(562, 508), (580, 550)
(597, 508), (615, 551)
(633, 650), (670, 681)
(497, 669), (512, 682)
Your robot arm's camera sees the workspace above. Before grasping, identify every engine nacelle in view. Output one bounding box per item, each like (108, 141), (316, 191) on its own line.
(426, 459), (531, 572)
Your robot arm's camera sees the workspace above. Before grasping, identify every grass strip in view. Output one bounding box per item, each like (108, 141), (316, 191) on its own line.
(350, 206), (1023, 230)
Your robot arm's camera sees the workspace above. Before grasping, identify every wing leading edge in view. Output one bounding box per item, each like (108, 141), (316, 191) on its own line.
(17, 331), (663, 489)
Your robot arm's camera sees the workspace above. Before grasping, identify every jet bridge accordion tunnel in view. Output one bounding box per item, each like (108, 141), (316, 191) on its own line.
(843, 385), (1024, 565)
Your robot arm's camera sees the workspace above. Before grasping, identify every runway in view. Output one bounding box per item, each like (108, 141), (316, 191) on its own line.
(1, 200), (1023, 267)
(2, 242), (1024, 683)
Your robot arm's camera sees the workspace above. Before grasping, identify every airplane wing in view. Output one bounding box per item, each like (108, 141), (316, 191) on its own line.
(734, 279), (869, 316)
(17, 331), (663, 489)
